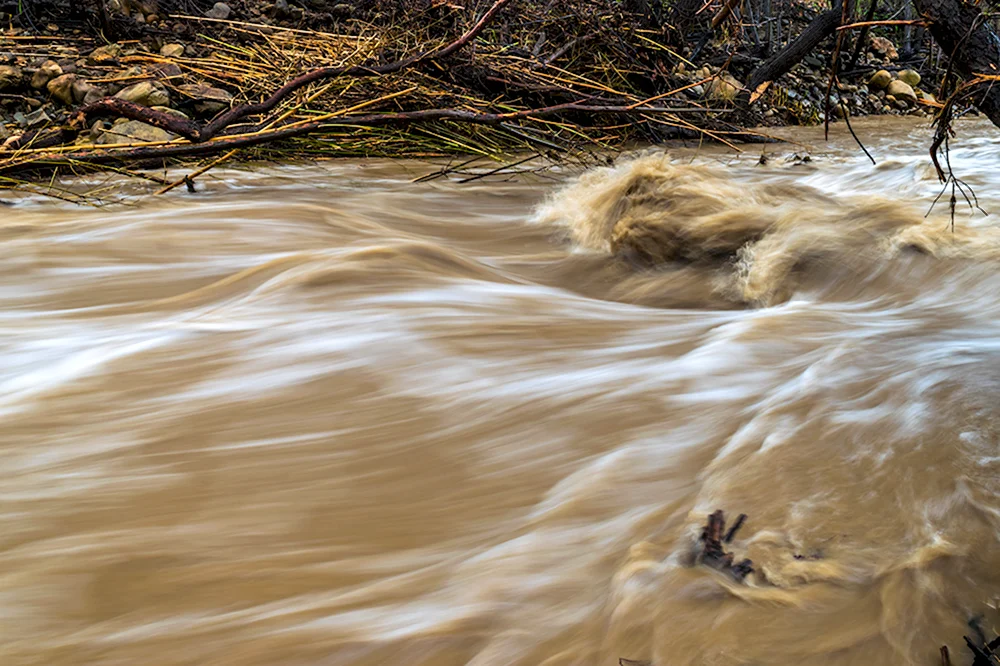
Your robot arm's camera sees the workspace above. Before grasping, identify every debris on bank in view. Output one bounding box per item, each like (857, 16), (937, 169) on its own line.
(0, 0), (953, 203)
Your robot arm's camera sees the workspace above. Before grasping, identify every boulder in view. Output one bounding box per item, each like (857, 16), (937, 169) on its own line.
(87, 43), (122, 65)
(115, 81), (171, 107)
(159, 43), (185, 58)
(897, 69), (921, 87)
(205, 2), (232, 18)
(97, 120), (176, 144)
(30, 60), (62, 90)
(886, 79), (917, 105)
(707, 73), (742, 102)
(868, 69), (892, 90)
(0, 65), (23, 91)
(176, 83), (234, 114)
(46, 73), (77, 105)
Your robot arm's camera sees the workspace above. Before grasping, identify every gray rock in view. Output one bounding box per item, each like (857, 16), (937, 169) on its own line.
(97, 120), (176, 144)
(83, 86), (106, 105)
(205, 2), (232, 19)
(30, 60), (62, 90)
(115, 81), (171, 107)
(46, 73), (77, 105)
(159, 43), (185, 58)
(0, 65), (23, 91)
(22, 108), (51, 128)
(71, 79), (99, 104)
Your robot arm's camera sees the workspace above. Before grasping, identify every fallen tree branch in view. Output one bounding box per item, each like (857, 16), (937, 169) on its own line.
(744, 1), (846, 102)
(698, 510), (753, 581)
(77, 0), (516, 143)
(2, 103), (705, 176)
(154, 148), (238, 195)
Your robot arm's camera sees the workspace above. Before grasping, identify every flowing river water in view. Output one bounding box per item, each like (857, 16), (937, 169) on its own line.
(4, 118), (1000, 666)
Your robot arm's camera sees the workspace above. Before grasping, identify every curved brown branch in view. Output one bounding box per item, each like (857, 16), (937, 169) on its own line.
(79, 0), (514, 143)
(3, 103), (701, 176)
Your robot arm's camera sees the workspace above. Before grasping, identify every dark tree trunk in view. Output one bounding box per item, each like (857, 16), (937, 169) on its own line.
(847, 0), (879, 71)
(745, 1), (846, 96)
(912, 0), (1000, 128)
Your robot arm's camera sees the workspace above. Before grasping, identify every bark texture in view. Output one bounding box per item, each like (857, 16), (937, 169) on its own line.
(913, 0), (1000, 128)
(745, 2), (846, 96)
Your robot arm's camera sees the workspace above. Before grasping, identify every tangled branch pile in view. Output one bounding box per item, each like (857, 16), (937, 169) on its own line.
(1, 0), (774, 198)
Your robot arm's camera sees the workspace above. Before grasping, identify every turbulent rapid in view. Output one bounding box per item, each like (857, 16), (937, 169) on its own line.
(4, 118), (1000, 666)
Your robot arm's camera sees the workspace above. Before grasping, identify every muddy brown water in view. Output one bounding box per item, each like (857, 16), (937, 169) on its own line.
(4, 118), (1000, 666)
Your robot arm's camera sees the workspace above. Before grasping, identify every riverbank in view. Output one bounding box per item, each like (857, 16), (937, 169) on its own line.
(0, 0), (951, 201)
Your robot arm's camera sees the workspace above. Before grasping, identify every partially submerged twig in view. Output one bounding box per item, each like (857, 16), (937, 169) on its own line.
(698, 510), (753, 581)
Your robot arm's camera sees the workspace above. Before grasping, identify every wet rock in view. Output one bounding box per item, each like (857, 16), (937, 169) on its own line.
(82, 86), (105, 105)
(898, 69), (921, 87)
(71, 79), (101, 104)
(176, 83), (233, 114)
(868, 69), (892, 90)
(205, 2), (232, 19)
(30, 60), (62, 90)
(21, 108), (51, 128)
(88, 43), (122, 65)
(46, 73), (77, 105)
(869, 36), (898, 60)
(147, 14), (160, 23)
(115, 81), (170, 107)
(917, 90), (937, 104)
(25, 97), (42, 109)
(151, 62), (183, 79)
(97, 120), (176, 144)
(160, 43), (185, 58)
(151, 105), (190, 119)
(90, 119), (112, 140)
(0, 65), (23, 91)
(886, 79), (917, 105)
(707, 73), (742, 102)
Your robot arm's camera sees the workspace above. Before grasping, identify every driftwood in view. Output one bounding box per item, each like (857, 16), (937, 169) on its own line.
(745, 0), (850, 101)
(698, 510), (753, 580)
(940, 617), (1000, 666)
(2, 103), (708, 177)
(77, 0), (516, 143)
